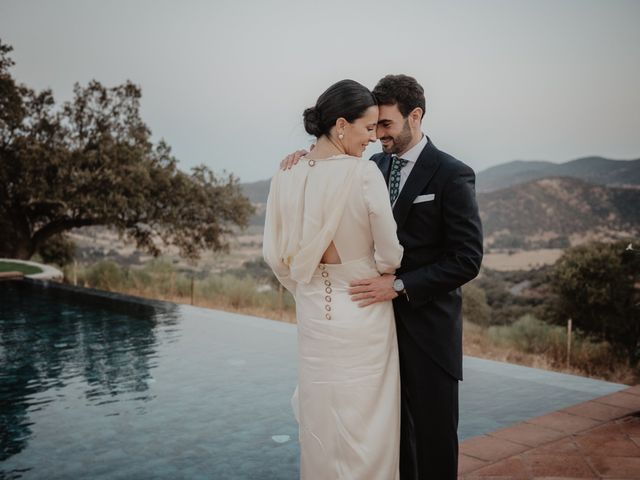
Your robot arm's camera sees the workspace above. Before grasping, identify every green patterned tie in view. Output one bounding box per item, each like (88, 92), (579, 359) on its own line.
(389, 155), (408, 204)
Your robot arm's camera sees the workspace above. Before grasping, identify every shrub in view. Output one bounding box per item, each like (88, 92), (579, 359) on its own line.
(490, 234), (528, 249)
(84, 261), (128, 291)
(462, 284), (492, 326)
(488, 314), (618, 376)
(489, 314), (566, 356)
(471, 267), (552, 326)
(198, 275), (262, 309)
(550, 240), (640, 365)
(37, 234), (76, 266)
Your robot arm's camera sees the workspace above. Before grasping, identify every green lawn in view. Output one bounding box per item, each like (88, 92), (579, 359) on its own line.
(0, 261), (42, 275)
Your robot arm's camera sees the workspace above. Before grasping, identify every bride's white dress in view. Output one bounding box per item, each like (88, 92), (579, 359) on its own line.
(263, 155), (403, 480)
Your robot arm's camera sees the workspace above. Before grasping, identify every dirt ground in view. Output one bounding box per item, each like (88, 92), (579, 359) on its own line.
(482, 249), (564, 271)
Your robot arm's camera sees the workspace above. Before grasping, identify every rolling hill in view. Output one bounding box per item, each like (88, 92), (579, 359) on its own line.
(476, 156), (640, 192)
(240, 178), (272, 204)
(478, 176), (640, 248)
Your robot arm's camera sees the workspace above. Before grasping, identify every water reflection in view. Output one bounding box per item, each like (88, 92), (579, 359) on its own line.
(0, 281), (180, 466)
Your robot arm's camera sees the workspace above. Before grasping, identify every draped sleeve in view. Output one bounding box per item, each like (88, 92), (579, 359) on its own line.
(362, 161), (403, 274)
(263, 156), (361, 293)
(262, 172), (298, 294)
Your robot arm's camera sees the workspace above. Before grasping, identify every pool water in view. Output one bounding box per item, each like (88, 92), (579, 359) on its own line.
(0, 280), (626, 479)
(1, 281), (299, 479)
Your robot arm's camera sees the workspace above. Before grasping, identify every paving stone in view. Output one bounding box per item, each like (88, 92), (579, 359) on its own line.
(526, 411), (601, 434)
(463, 475), (529, 479)
(574, 432), (640, 456)
(622, 385), (640, 397)
(458, 454), (489, 475)
(528, 437), (581, 456)
(587, 456), (640, 478)
(520, 454), (596, 478)
(583, 421), (626, 436)
(460, 435), (530, 462)
(562, 401), (634, 422)
(594, 391), (640, 410)
(490, 422), (567, 447)
(529, 477), (598, 479)
(615, 415), (640, 435)
(466, 457), (529, 479)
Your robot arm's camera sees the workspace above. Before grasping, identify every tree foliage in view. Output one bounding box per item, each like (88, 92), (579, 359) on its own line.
(36, 233), (76, 266)
(0, 40), (253, 260)
(550, 241), (640, 365)
(462, 283), (492, 327)
(470, 267), (551, 326)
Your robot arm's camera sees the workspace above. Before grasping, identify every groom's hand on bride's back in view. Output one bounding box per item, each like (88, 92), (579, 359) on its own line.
(348, 274), (398, 307)
(280, 144), (314, 170)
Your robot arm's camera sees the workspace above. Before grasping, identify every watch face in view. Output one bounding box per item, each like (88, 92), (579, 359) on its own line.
(393, 279), (404, 292)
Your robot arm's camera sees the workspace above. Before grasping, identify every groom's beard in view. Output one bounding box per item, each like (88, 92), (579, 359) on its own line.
(380, 119), (412, 155)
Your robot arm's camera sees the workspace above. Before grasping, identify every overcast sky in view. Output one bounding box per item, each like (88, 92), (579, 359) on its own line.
(1, 0), (639, 182)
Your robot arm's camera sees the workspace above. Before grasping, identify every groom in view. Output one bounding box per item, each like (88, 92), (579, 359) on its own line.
(347, 74), (483, 479)
(282, 74), (483, 479)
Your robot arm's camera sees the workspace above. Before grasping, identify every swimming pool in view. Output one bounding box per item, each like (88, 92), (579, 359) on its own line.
(0, 280), (626, 479)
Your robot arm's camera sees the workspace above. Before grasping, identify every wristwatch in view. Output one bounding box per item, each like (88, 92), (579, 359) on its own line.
(393, 277), (409, 301)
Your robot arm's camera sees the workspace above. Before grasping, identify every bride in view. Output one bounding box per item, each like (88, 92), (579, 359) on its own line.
(263, 79), (403, 479)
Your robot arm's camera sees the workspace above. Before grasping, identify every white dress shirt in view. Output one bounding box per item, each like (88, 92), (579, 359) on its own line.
(392, 134), (427, 207)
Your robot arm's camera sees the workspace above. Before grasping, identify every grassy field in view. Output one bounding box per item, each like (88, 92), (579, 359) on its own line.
(0, 260), (42, 275)
(463, 318), (635, 385)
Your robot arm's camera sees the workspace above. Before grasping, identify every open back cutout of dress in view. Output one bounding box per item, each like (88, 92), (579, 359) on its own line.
(320, 241), (342, 264)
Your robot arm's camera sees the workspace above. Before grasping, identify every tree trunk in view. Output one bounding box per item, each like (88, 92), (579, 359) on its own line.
(11, 242), (33, 260)
(8, 227), (35, 259)
(0, 236), (34, 259)
(0, 210), (34, 259)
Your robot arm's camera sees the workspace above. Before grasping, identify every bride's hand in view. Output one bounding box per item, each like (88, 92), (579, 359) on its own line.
(280, 144), (315, 170)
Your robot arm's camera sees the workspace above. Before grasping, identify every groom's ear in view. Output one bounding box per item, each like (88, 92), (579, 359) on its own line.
(409, 107), (423, 124)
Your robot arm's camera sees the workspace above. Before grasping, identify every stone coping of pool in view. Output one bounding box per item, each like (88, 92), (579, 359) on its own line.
(0, 258), (63, 281)
(457, 385), (640, 479)
(0, 271), (24, 280)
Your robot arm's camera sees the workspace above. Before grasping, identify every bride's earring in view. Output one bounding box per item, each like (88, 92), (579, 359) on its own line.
(338, 132), (344, 140)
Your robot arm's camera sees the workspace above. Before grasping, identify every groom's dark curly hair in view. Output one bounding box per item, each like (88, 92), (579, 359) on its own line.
(372, 74), (426, 119)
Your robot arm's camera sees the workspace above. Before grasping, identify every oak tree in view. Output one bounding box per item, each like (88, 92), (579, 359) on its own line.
(0, 40), (253, 261)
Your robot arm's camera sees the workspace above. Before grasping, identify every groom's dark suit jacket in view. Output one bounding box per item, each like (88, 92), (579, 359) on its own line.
(371, 137), (483, 380)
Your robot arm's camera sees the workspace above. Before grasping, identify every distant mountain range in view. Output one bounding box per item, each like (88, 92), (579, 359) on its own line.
(241, 178), (272, 204)
(241, 156), (640, 246)
(478, 177), (640, 248)
(242, 156), (640, 202)
(476, 156), (640, 192)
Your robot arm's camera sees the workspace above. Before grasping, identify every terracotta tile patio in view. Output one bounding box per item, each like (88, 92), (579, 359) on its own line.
(458, 386), (640, 479)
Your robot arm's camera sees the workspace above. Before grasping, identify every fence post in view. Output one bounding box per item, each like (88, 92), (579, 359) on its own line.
(567, 318), (572, 368)
(278, 284), (284, 319)
(191, 276), (195, 305)
(72, 260), (77, 286)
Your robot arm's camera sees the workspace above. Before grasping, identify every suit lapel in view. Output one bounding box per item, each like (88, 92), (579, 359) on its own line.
(375, 154), (393, 185)
(393, 138), (441, 229)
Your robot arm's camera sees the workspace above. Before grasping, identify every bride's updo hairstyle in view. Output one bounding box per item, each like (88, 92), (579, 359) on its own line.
(303, 79), (377, 138)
